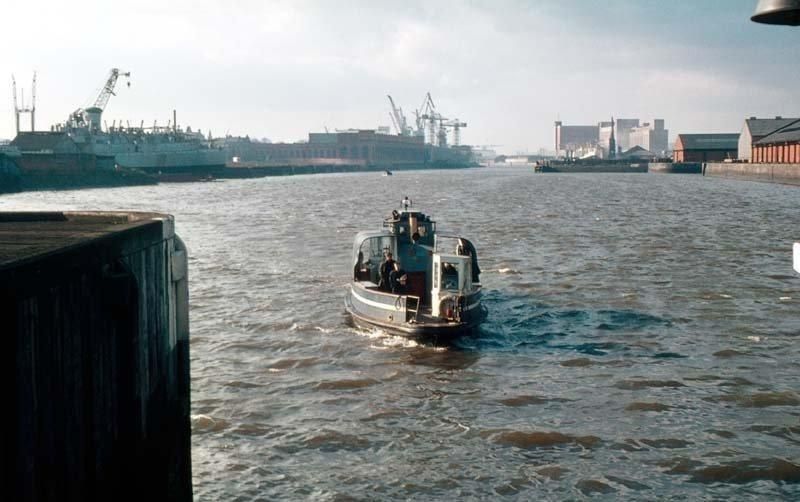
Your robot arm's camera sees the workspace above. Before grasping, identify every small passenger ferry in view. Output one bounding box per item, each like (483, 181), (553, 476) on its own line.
(345, 199), (485, 338)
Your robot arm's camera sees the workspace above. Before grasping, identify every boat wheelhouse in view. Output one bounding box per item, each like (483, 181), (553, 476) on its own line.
(344, 202), (485, 338)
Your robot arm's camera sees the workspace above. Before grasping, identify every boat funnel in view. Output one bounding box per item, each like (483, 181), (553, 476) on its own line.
(752, 0), (800, 25)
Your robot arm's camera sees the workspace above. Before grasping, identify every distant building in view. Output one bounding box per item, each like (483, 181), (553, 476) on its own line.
(614, 119), (641, 151)
(225, 130), (472, 166)
(628, 119), (669, 155)
(752, 120), (800, 163)
(738, 116), (799, 161)
(555, 118), (667, 158)
(673, 133), (739, 162)
(597, 121), (614, 158)
(619, 145), (657, 160)
(554, 121), (598, 157)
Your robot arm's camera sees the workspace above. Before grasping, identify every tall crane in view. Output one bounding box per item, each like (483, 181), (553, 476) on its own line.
(387, 95), (410, 136)
(11, 72), (36, 134)
(68, 68), (131, 130)
(444, 119), (467, 146)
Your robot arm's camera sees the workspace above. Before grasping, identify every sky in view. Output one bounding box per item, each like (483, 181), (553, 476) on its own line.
(2, 0), (799, 153)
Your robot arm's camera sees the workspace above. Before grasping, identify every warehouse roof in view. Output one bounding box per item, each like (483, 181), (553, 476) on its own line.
(744, 117), (800, 138)
(754, 122), (800, 145)
(675, 133), (739, 150)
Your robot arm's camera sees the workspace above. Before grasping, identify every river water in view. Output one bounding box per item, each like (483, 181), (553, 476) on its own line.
(3, 168), (800, 500)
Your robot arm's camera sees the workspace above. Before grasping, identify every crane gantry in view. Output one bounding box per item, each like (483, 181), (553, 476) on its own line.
(12, 72), (36, 134)
(67, 68), (131, 131)
(386, 92), (468, 147)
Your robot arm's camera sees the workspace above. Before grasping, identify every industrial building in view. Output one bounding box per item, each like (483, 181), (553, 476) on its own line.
(738, 116), (799, 161)
(751, 121), (800, 163)
(555, 118), (668, 159)
(628, 120), (669, 155)
(225, 130), (472, 167)
(554, 121), (599, 158)
(672, 133), (739, 162)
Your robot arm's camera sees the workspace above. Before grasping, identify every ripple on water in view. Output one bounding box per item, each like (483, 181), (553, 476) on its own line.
(576, 479), (616, 496)
(498, 395), (570, 407)
(314, 378), (381, 390)
(625, 402), (672, 412)
(489, 430), (601, 449)
(704, 391), (800, 408)
(690, 458), (800, 484)
(304, 430), (373, 452)
(614, 379), (686, 390)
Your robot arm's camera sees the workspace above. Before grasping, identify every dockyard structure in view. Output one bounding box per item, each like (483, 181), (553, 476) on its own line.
(555, 121), (599, 158)
(628, 119), (669, 155)
(598, 121), (615, 157)
(227, 130), (471, 167)
(614, 119), (641, 151)
(619, 145), (658, 160)
(738, 116), (800, 161)
(11, 131), (79, 155)
(673, 133), (739, 162)
(556, 118), (668, 159)
(268, 130), (426, 165)
(751, 121), (800, 163)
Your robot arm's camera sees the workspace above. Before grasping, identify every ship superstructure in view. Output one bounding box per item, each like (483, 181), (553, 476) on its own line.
(51, 68), (225, 176)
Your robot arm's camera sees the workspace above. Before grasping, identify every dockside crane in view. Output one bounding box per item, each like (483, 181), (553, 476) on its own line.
(415, 92), (439, 144)
(387, 95), (411, 136)
(444, 119), (467, 146)
(67, 68), (131, 131)
(12, 72), (36, 134)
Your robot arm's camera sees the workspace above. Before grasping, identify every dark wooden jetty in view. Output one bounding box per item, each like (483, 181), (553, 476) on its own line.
(1, 212), (191, 501)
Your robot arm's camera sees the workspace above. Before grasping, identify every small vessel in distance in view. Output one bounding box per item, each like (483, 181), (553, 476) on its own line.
(345, 199), (485, 338)
(383, 170), (393, 176)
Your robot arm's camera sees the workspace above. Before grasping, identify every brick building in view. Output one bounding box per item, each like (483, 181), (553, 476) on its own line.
(751, 121), (800, 163)
(673, 133), (739, 162)
(738, 117), (799, 161)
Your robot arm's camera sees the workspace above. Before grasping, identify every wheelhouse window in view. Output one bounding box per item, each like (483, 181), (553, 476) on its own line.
(441, 262), (459, 290)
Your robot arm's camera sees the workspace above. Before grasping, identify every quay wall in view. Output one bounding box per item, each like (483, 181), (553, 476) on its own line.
(648, 162), (702, 174)
(703, 162), (800, 186)
(2, 212), (191, 501)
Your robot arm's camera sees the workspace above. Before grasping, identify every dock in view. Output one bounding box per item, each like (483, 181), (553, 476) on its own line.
(2, 211), (191, 500)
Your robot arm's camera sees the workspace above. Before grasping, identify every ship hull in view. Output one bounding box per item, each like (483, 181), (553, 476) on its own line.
(345, 284), (485, 340)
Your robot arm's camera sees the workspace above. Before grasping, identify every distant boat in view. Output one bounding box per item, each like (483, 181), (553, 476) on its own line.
(345, 201), (485, 339)
(383, 170), (393, 176)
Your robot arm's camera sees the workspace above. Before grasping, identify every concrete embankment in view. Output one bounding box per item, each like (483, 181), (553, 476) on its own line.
(2, 212), (191, 500)
(703, 162), (800, 186)
(648, 162), (702, 174)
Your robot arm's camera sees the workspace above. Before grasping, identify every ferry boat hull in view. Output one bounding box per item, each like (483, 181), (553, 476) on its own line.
(345, 283), (485, 338)
(344, 202), (485, 339)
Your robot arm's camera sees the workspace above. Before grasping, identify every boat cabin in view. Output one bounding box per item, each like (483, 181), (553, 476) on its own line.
(351, 209), (479, 317)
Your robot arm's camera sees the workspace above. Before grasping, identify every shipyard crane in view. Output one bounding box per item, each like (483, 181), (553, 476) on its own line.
(415, 92), (439, 143)
(67, 68), (131, 131)
(444, 119), (467, 146)
(12, 72), (36, 133)
(387, 95), (411, 136)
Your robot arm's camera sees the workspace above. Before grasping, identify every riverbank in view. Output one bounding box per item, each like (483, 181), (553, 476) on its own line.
(704, 162), (800, 186)
(0, 157), (479, 193)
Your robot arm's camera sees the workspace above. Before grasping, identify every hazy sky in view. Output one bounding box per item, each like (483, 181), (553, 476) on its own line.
(2, 0), (799, 153)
